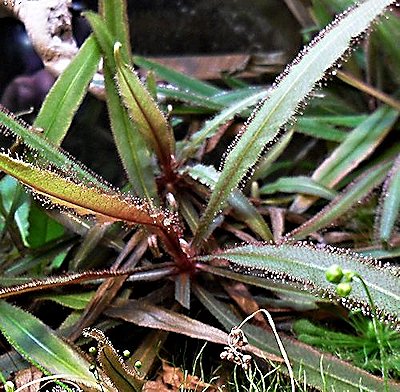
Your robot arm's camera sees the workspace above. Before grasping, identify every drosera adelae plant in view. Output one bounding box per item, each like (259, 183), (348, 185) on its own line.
(0, 0), (400, 390)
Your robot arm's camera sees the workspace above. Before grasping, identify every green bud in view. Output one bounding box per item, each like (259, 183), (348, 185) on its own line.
(123, 349), (131, 358)
(325, 264), (343, 284)
(336, 282), (352, 297)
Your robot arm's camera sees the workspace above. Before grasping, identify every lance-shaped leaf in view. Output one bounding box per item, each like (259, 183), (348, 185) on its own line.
(34, 35), (101, 146)
(286, 160), (391, 241)
(180, 89), (268, 159)
(99, 0), (131, 64)
(294, 114), (368, 142)
(105, 300), (270, 360)
(114, 43), (175, 174)
(259, 176), (337, 200)
(193, 0), (396, 245)
(0, 300), (102, 389)
(376, 154), (400, 245)
(85, 12), (158, 201)
(0, 153), (175, 230)
(197, 242), (400, 328)
(291, 106), (398, 213)
(193, 285), (400, 392)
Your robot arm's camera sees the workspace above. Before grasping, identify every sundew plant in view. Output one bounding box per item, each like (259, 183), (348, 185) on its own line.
(0, 0), (400, 390)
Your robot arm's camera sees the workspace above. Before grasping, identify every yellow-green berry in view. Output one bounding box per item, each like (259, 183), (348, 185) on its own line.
(325, 264), (343, 284)
(123, 349), (131, 358)
(336, 282), (352, 297)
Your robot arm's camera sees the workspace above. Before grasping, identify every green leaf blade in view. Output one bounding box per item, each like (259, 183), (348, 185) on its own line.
(259, 176), (337, 200)
(291, 106), (398, 213)
(377, 154), (400, 244)
(287, 161), (390, 240)
(186, 164), (273, 241)
(34, 35), (101, 146)
(85, 11), (159, 201)
(0, 300), (99, 388)
(133, 55), (222, 97)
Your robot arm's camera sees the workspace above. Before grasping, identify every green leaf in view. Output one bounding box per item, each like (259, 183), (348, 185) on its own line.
(259, 176), (337, 200)
(38, 291), (95, 310)
(193, 285), (398, 392)
(27, 204), (64, 249)
(197, 242), (400, 327)
(376, 154), (400, 244)
(114, 43), (175, 175)
(287, 161), (390, 240)
(180, 90), (268, 159)
(0, 176), (31, 246)
(376, 13), (400, 84)
(85, 11), (158, 201)
(99, 0), (131, 64)
(5, 242), (72, 276)
(34, 35), (101, 146)
(193, 0), (396, 245)
(0, 300), (100, 388)
(133, 55), (221, 97)
(291, 106), (398, 213)
(186, 164), (273, 241)
(295, 114), (369, 142)
(157, 85), (224, 111)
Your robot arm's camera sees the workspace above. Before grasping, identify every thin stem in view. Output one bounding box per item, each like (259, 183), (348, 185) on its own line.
(237, 309), (295, 392)
(337, 71), (400, 111)
(354, 273), (388, 391)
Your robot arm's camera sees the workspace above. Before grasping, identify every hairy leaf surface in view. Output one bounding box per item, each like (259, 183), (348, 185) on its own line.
(0, 301), (101, 389)
(0, 153), (172, 230)
(34, 35), (101, 145)
(198, 242), (400, 327)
